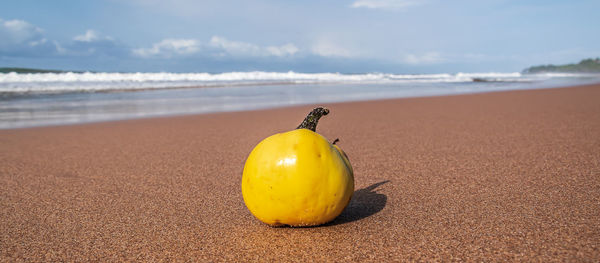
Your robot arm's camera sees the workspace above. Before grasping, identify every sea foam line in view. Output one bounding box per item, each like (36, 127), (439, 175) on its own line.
(0, 71), (524, 83)
(1, 71), (584, 94)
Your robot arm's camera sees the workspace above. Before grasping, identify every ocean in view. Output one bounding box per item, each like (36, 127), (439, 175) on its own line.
(1, 71), (599, 129)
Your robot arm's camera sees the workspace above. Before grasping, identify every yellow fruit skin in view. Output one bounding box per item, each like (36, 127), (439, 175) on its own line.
(242, 129), (354, 226)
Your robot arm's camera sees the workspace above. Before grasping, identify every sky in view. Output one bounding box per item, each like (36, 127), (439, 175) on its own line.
(0, 0), (599, 73)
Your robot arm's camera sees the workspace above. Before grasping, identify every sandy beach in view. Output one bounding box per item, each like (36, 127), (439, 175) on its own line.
(1, 84), (599, 261)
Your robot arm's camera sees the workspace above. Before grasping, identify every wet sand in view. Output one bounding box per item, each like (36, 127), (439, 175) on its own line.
(1, 84), (599, 261)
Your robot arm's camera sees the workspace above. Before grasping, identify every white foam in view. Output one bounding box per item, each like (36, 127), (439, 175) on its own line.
(0, 71), (591, 94)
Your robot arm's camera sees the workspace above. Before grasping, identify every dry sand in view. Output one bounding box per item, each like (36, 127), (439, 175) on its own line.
(1, 84), (600, 261)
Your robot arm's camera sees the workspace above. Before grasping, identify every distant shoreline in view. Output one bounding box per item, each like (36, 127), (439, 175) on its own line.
(0, 67), (72, 74)
(3, 58), (599, 75)
(523, 58), (600, 74)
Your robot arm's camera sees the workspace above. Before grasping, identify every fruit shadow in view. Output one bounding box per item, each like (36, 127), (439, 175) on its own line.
(326, 180), (389, 226)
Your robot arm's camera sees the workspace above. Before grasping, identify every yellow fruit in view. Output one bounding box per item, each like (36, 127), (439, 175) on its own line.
(242, 107), (354, 226)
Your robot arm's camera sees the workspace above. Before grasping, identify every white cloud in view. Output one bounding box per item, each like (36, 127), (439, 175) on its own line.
(65, 30), (126, 57)
(310, 39), (355, 58)
(351, 0), (420, 10)
(209, 36), (260, 56)
(0, 18), (59, 56)
(133, 39), (201, 58)
(0, 18), (44, 48)
(53, 40), (67, 54)
(210, 36), (298, 57)
(74, 30), (100, 42)
(403, 52), (445, 64)
(134, 36), (299, 58)
(73, 30), (116, 43)
(266, 44), (299, 57)
(29, 38), (48, 47)
(1, 19), (124, 57)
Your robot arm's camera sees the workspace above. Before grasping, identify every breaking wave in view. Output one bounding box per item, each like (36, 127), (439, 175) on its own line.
(0, 71), (592, 95)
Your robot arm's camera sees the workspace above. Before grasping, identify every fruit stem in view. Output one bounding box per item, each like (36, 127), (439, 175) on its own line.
(297, 107), (329, 132)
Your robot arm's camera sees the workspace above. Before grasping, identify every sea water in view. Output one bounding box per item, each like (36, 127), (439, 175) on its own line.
(1, 71), (598, 129)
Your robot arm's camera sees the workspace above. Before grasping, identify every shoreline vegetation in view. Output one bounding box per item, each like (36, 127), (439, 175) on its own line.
(523, 58), (600, 74)
(0, 67), (69, 74)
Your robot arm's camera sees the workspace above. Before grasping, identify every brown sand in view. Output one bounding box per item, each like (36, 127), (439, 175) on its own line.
(1, 84), (600, 261)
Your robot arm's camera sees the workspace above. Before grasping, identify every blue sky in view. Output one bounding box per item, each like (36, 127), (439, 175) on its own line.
(1, 0), (598, 73)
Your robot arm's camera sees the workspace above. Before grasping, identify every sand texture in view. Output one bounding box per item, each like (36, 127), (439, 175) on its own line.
(1, 84), (600, 261)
